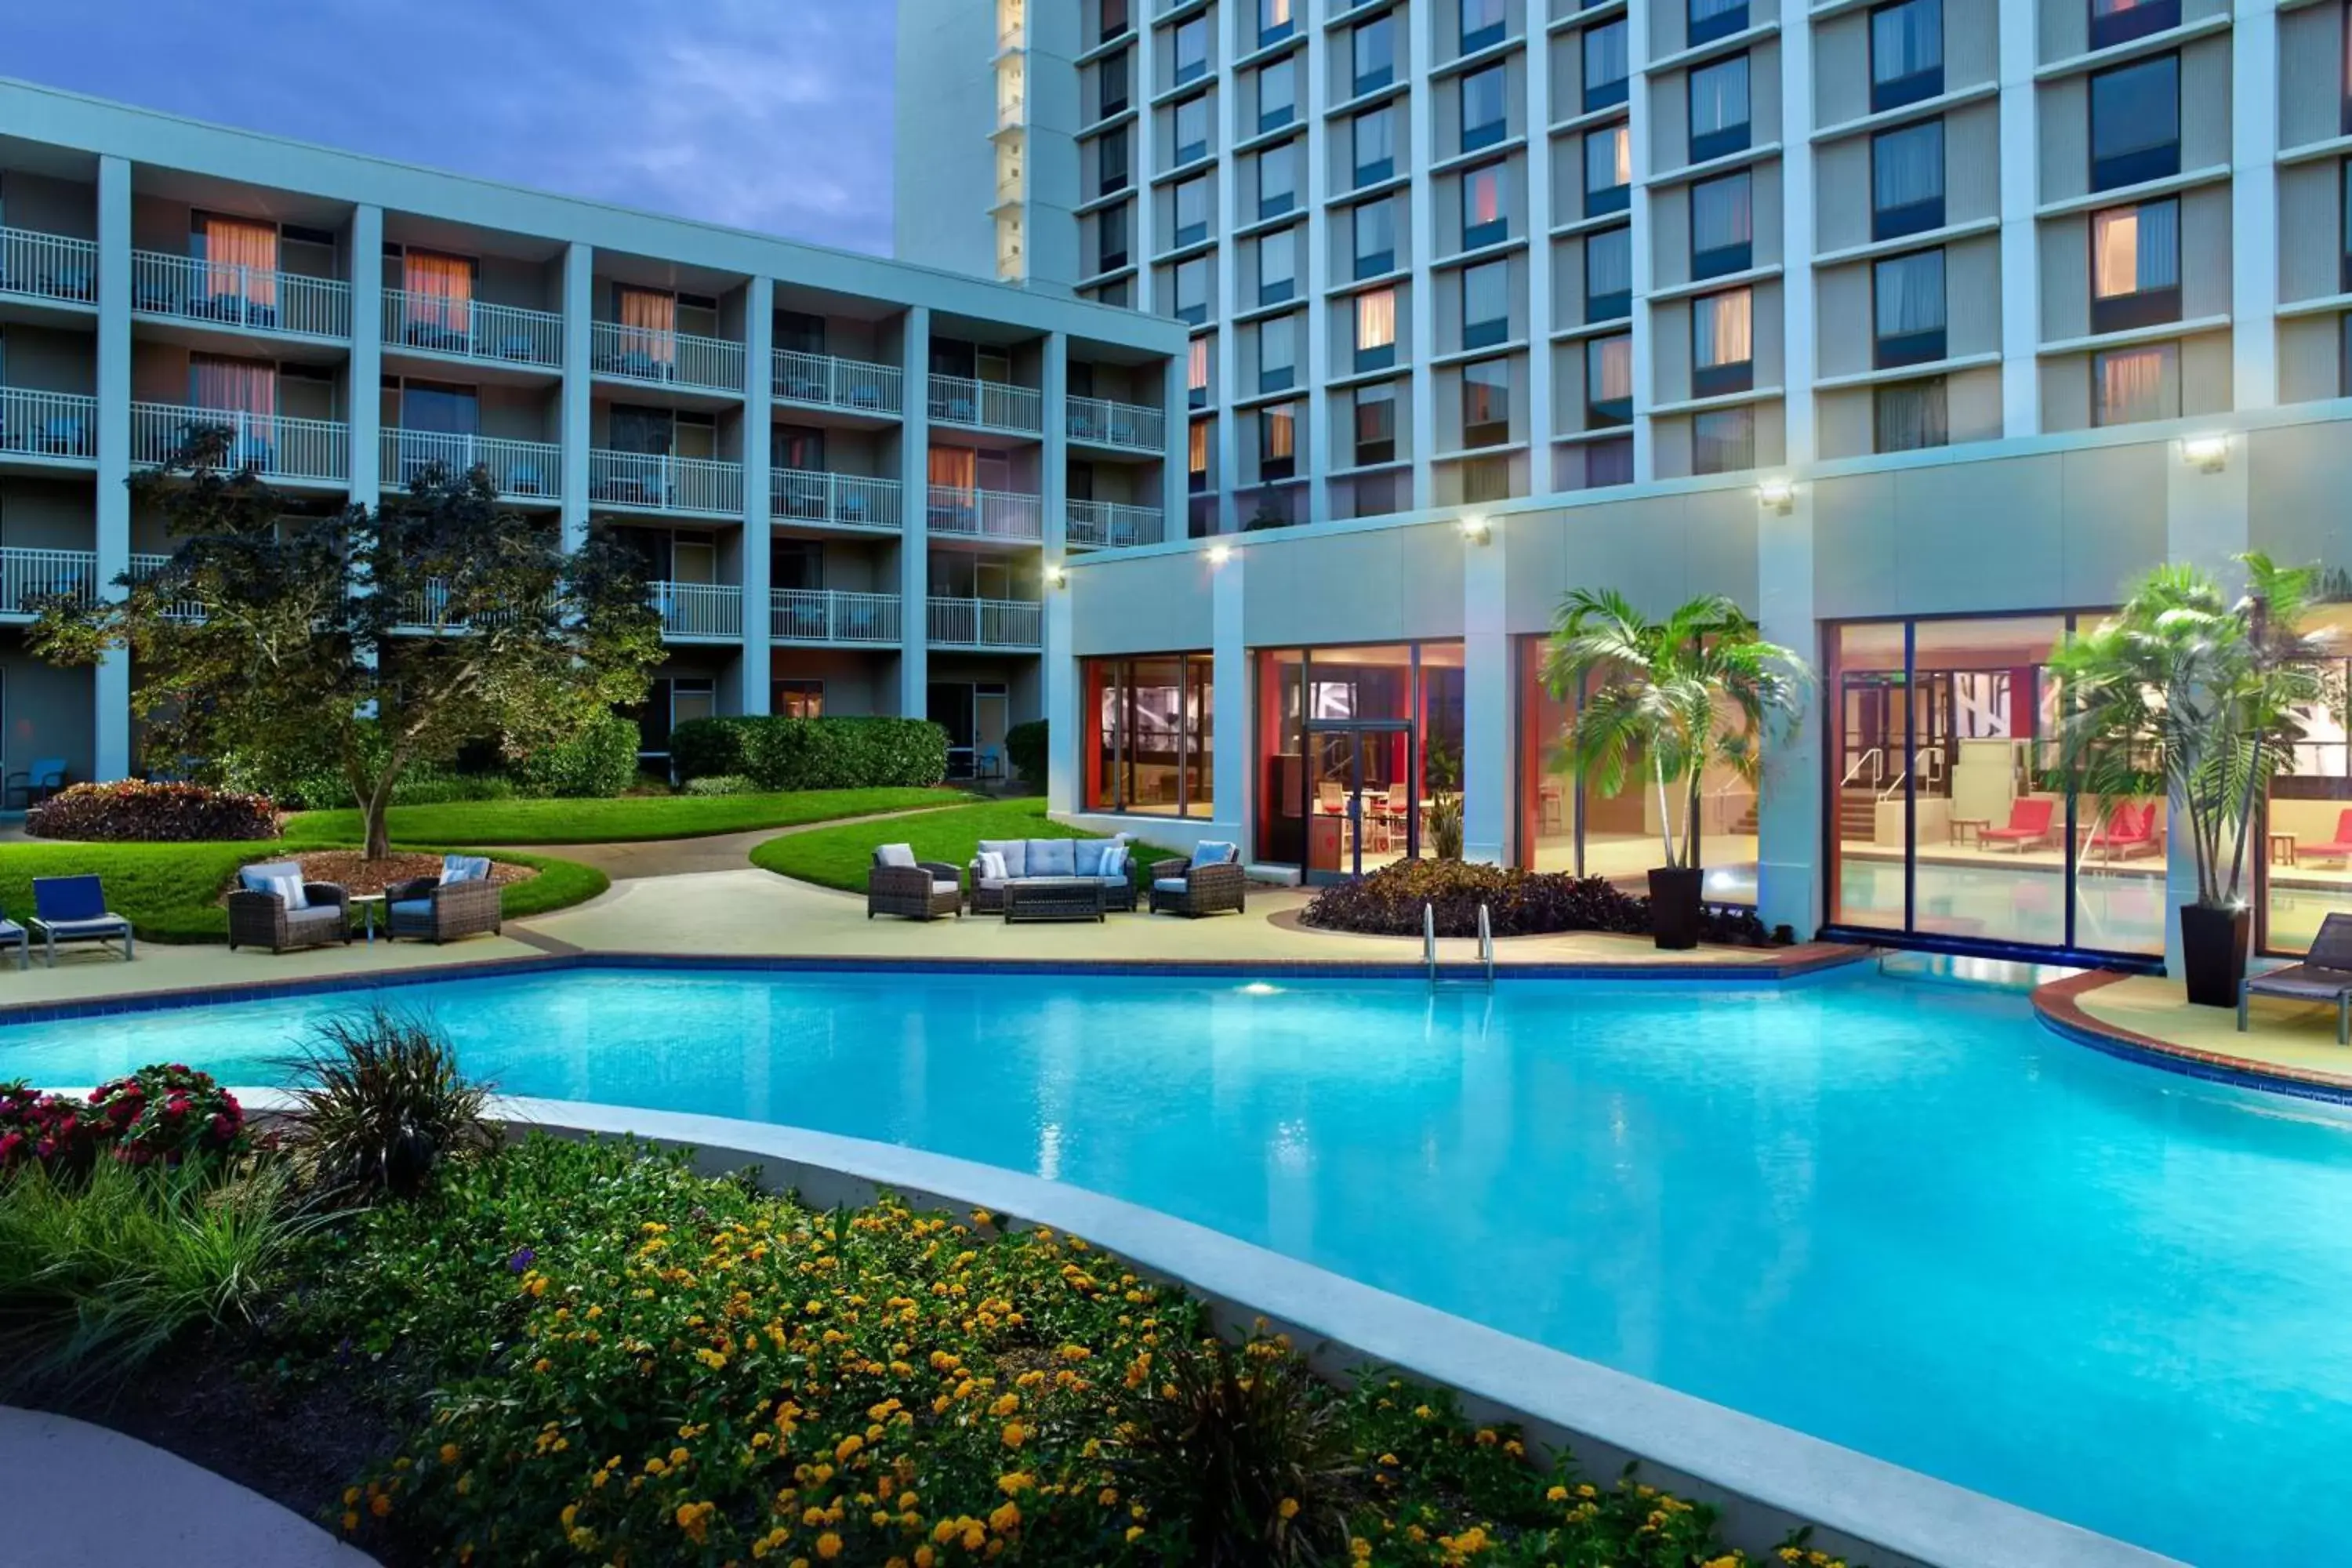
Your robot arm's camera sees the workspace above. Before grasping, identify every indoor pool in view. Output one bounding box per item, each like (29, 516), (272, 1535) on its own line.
(8, 967), (2350, 1566)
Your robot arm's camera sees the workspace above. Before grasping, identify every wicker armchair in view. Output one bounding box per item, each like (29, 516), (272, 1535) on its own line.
(1148, 856), (1247, 917)
(226, 869), (352, 953)
(384, 875), (505, 943)
(869, 851), (964, 921)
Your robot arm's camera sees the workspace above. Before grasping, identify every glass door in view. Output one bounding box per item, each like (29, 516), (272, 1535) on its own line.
(1301, 719), (1414, 883)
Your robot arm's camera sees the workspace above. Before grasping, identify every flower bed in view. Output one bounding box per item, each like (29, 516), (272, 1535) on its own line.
(1301, 860), (1783, 946)
(0, 1067), (245, 1175)
(26, 780), (280, 843)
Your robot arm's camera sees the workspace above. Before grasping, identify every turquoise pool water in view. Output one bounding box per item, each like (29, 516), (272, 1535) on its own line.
(6, 968), (2349, 1566)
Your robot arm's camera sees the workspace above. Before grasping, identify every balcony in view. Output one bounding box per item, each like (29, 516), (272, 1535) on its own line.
(383, 291), (564, 371)
(380, 431), (563, 504)
(590, 321), (746, 395)
(927, 485), (1044, 541)
(648, 580), (744, 641)
(130, 250), (351, 340)
(1066, 395), (1166, 452)
(0, 546), (101, 618)
(0, 388), (99, 466)
(1067, 499), (1165, 550)
(928, 373), (1044, 435)
(588, 449), (744, 518)
(771, 349), (904, 416)
(771, 588), (903, 645)
(127, 554), (207, 622)
(771, 468), (902, 532)
(927, 597), (1042, 650)
(132, 403), (350, 485)
(0, 227), (99, 309)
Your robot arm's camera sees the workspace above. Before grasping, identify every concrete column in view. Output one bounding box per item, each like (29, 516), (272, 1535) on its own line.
(1406, 0), (1439, 510)
(2230, 0), (2279, 412)
(1301, 21), (1334, 524)
(1211, 546), (1250, 842)
(1755, 489), (1821, 938)
(347, 204), (384, 510)
(1162, 351), (1189, 539)
(1778, 13), (1816, 466)
(1041, 329), (1069, 560)
(1523, 6), (1556, 497)
(1045, 575), (1078, 815)
(1461, 522), (1508, 862)
(899, 305), (934, 717)
(1626, 0), (1656, 481)
(93, 154), (132, 782)
(2161, 435), (2250, 974)
(559, 242), (593, 552)
(739, 275), (775, 716)
(1996, 3), (2039, 436)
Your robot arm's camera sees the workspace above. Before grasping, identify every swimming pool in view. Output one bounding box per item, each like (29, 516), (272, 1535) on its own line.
(5, 967), (2347, 1566)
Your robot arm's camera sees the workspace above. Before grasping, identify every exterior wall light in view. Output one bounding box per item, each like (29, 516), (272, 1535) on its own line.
(2182, 434), (2230, 473)
(1044, 563), (1067, 589)
(1207, 543), (1233, 565)
(1458, 515), (1493, 545)
(1756, 477), (1795, 514)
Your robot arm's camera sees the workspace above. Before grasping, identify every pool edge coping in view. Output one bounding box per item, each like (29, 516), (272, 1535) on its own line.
(2031, 971), (2352, 1106)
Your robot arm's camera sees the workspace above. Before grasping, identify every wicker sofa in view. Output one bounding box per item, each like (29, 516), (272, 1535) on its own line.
(869, 844), (965, 920)
(967, 836), (1138, 914)
(386, 854), (504, 944)
(227, 860), (352, 953)
(1149, 841), (1247, 917)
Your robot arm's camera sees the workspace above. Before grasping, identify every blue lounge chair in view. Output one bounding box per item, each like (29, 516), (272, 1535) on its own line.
(28, 875), (133, 966)
(5, 757), (68, 808)
(0, 910), (27, 971)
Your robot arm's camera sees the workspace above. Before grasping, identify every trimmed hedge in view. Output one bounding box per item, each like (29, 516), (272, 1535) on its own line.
(1301, 858), (1782, 946)
(669, 716), (949, 790)
(1004, 717), (1048, 783)
(24, 781), (281, 844)
(511, 713), (639, 799)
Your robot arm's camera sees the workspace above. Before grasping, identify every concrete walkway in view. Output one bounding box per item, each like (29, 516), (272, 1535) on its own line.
(483, 801), (967, 880)
(0, 1406), (377, 1566)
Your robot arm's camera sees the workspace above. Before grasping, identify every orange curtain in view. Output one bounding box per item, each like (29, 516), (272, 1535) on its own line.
(191, 354), (277, 424)
(1265, 408), (1295, 460)
(618, 286), (677, 364)
(1356, 289), (1396, 350)
(405, 250), (474, 333)
(928, 445), (978, 490)
(201, 216), (278, 308)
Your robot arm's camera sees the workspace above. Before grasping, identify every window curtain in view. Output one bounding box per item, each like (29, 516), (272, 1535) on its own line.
(2096, 346), (2176, 423)
(1262, 0), (1290, 29)
(200, 216), (278, 308)
(1463, 68), (1505, 132)
(1693, 408), (1755, 472)
(1189, 420), (1210, 477)
(1177, 178), (1207, 230)
(1356, 388), (1395, 445)
(1871, 0), (1941, 82)
(1356, 111), (1395, 169)
(1691, 0), (1745, 25)
(618, 285), (677, 365)
(1590, 335), (1633, 404)
(1465, 265), (1508, 326)
(2092, 201), (2176, 297)
(1874, 122), (1944, 211)
(1470, 169), (1503, 225)
(1585, 21), (1628, 88)
(929, 445), (978, 491)
(403, 250), (474, 336)
(1690, 57), (1749, 136)
(191, 354), (277, 419)
(1356, 202), (1396, 262)
(1188, 337), (1209, 391)
(2132, 198), (2179, 289)
(1465, 367), (1508, 425)
(1691, 174), (1753, 253)
(1875, 250), (1946, 336)
(1357, 289), (1398, 350)
(1875, 379), (1948, 451)
(1264, 408), (1296, 461)
(1587, 228), (1632, 296)
(1262, 315), (1297, 375)
(1587, 127), (1631, 193)
(1695, 289), (1753, 367)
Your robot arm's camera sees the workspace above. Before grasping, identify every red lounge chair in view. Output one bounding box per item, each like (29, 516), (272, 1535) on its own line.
(1979, 797), (2056, 852)
(2084, 800), (2159, 860)
(2302, 811), (2352, 866)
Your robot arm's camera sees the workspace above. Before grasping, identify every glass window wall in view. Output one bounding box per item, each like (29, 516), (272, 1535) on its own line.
(1084, 655), (1215, 816)
(1255, 643), (1465, 879)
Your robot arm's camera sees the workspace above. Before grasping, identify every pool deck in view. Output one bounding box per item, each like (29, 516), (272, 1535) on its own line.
(2033, 970), (2352, 1103)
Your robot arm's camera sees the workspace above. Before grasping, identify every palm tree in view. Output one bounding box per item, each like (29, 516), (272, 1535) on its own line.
(1540, 590), (1811, 871)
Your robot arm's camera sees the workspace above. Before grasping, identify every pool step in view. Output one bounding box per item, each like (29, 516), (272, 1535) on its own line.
(1876, 949), (2085, 992)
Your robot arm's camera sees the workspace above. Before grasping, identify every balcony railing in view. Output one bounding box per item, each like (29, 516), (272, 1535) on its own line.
(0, 227), (99, 307)
(771, 468), (902, 531)
(1067, 499), (1165, 550)
(927, 485), (1043, 541)
(126, 554), (208, 621)
(383, 291), (564, 370)
(0, 387), (99, 462)
(132, 402), (350, 484)
(648, 580), (743, 641)
(771, 349), (904, 416)
(131, 250), (351, 339)
(590, 321), (746, 394)
(0, 546), (100, 616)
(587, 449), (744, 517)
(1066, 396), (1166, 452)
(927, 596), (1043, 650)
(380, 431), (563, 503)
(928, 373), (1044, 435)
(771, 588), (903, 644)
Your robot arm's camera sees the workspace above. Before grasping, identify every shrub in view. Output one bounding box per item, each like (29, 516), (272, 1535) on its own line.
(1300, 859), (1782, 946)
(276, 1008), (495, 1202)
(511, 712), (641, 800)
(0, 1067), (246, 1177)
(670, 715), (949, 790)
(1004, 719), (1049, 784)
(681, 772), (759, 797)
(24, 780), (280, 843)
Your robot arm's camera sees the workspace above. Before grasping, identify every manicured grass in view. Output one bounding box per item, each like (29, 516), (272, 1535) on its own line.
(751, 797), (1180, 891)
(285, 786), (972, 846)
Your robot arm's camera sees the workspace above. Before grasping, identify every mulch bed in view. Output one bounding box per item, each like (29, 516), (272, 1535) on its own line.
(221, 852), (535, 903)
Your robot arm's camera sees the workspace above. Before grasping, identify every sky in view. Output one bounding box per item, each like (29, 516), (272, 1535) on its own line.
(6, 0), (898, 255)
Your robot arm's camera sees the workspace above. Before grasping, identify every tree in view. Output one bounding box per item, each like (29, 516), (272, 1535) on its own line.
(33, 437), (665, 858)
(1540, 590), (1809, 870)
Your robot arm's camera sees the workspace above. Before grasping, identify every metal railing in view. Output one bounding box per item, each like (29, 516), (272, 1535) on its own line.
(125, 554), (207, 621)
(380, 431), (563, 503)
(928, 372), (1044, 434)
(130, 249), (351, 339)
(926, 485), (1043, 541)
(590, 321), (745, 394)
(771, 589), (902, 644)
(0, 387), (100, 461)
(0, 546), (101, 615)
(771, 468), (902, 531)
(0, 227), (99, 306)
(586, 449), (744, 517)
(927, 596), (1042, 649)
(1065, 394), (1166, 452)
(382, 290), (564, 369)
(1066, 499), (1164, 550)
(131, 402), (350, 483)
(771, 349), (903, 415)
(648, 580), (743, 640)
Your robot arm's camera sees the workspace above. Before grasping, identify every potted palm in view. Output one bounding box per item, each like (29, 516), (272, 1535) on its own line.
(1542, 590), (1810, 949)
(2049, 554), (2339, 1007)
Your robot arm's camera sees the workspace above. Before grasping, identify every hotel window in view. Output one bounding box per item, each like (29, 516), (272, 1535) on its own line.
(1100, 128), (1131, 194)
(1174, 256), (1209, 325)
(1174, 16), (1209, 84)
(1100, 49), (1131, 116)
(397, 249), (475, 346)
(1354, 14), (1397, 95)
(1870, 0), (1943, 113)
(612, 285), (680, 368)
(1188, 336), (1210, 407)
(1188, 419), (1212, 490)
(2090, 198), (2180, 332)
(1461, 0), (1507, 53)
(1259, 227), (1298, 305)
(1463, 358), (1512, 447)
(1584, 435), (1635, 486)
(1585, 125), (1632, 216)
(1588, 332), (1634, 425)
(1872, 119), (1945, 240)
(1874, 376), (1948, 452)
(772, 680), (825, 719)
(1464, 454), (1512, 503)
(1690, 0), (1748, 48)
(1584, 20), (1630, 110)
(1464, 261), (1510, 348)
(2090, 54), (2179, 192)
(2092, 341), (2180, 424)
(1693, 286), (1755, 396)
(1258, 142), (1299, 218)
(1098, 201), (1130, 273)
(1355, 198), (1399, 278)
(194, 213), (281, 311)
(1690, 171), (1752, 279)
(1874, 249), (1947, 367)
(1259, 56), (1297, 131)
(2343, 159), (2352, 289)
(1355, 382), (1399, 464)
(1174, 96), (1208, 166)
(1174, 174), (1209, 247)
(1354, 107), (1397, 187)
(1584, 226), (1632, 321)
(1261, 313), (1298, 392)
(1461, 65), (1508, 152)
(1691, 405), (1756, 474)
(1463, 162), (1508, 249)
(1260, 0), (1295, 46)
(2091, 0), (2179, 51)
(1261, 403), (1298, 480)
(1101, 0), (1130, 42)
(1356, 285), (1399, 370)
(1689, 54), (1751, 163)
(1084, 654), (1214, 817)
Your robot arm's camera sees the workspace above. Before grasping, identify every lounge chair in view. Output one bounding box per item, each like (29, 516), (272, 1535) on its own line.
(28, 875), (133, 965)
(0, 909), (27, 971)
(5, 757), (68, 808)
(1149, 841), (1247, 918)
(2240, 913), (2352, 1044)
(2083, 800), (2159, 861)
(226, 860), (351, 953)
(868, 844), (963, 920)
(1978, 797), (2056, 853)
(386, 854), (503, 943)
(2298, 810), (2352, 866)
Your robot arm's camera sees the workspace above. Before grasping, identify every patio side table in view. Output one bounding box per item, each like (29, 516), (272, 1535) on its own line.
(349, 893), (387, 944)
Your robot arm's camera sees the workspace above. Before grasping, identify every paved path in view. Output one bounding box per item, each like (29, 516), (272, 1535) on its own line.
(485, 802), (960, 880)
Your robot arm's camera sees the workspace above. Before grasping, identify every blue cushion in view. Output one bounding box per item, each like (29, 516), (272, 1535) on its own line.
(389, 899), (434, 921)
(32, 876), (105, 923)
(976, 839), (1028, 878)
(1152, 877), (1190, 894)
(1071, 840), (1108, 877)
(240, 861), (302, 893)
(1027, 838), (1076, 877)
(441, 854), (492, 884)
(1192, 840), (1237, 868)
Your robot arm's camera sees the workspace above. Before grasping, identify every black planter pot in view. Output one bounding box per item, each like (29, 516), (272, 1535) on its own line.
(1649, 866), (1704, 951)
(2178, 903), (2250, 1009)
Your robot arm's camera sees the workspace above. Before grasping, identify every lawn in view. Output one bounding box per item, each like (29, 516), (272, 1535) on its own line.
(285, 786), (971, 846)
(751, 797), (1179, 891)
